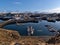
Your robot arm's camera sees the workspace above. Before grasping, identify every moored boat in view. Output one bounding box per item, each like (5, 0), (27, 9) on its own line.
(27, 26), (34, 36)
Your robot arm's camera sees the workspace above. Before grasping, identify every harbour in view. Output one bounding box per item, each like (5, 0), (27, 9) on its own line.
(0, 13), (60, 45)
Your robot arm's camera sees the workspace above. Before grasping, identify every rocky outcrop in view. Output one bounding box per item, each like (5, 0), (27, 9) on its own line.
(46, 34), (60, 45)
(0, 28), (21, 45)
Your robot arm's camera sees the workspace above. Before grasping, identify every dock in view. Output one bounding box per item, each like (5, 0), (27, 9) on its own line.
(45, 25), (57, 32)
(0, 19), (15, 28)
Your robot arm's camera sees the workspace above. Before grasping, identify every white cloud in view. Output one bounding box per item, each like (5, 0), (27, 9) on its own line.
(35, 7), (60, 13)
(46, 7), (60, 13)
(13, 2), (21, 5)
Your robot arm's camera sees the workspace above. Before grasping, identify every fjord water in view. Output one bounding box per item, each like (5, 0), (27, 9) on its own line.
(1, 20), (60, 36)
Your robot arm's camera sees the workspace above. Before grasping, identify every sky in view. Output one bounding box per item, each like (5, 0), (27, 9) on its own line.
(0, 0), (60, 13)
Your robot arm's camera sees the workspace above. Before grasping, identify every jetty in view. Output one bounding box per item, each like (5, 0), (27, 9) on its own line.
(0, 19), (15, 28)
(45, 25), (57, 32)
(0, 19), (38, 28)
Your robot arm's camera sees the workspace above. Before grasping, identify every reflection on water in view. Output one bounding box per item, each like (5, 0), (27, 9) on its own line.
(2, 20), (60, 36)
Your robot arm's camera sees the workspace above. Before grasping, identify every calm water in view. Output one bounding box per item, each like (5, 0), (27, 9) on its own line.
(0, 20), (59, 36)
(0, 20), (4, 23)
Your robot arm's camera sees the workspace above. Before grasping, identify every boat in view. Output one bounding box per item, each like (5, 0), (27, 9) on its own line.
(47, 17), (56, 22)
(27, 26), (34, 36)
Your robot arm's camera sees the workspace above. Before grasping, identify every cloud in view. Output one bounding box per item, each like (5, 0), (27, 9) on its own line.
(13, 2), (21, 5)
(46, 7), (60, 13)
(35, 7), (60, 13)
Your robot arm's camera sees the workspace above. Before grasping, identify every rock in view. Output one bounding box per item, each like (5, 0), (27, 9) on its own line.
(0, 28), (21, 45)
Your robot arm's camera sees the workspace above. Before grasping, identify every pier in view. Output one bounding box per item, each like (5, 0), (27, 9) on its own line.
(0, 19), (15, 28)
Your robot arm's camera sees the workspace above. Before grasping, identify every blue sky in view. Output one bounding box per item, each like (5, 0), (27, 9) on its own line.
(0, 0), (60, 12)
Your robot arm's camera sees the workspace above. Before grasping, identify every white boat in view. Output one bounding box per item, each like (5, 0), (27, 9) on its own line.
(27, 26), (34, 36)
(31, 28), (34, 35)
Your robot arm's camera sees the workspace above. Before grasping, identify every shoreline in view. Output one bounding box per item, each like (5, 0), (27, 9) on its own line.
(0, 28), (60, 45)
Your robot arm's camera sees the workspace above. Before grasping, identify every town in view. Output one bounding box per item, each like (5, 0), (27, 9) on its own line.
(0, 12), (60, 22)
